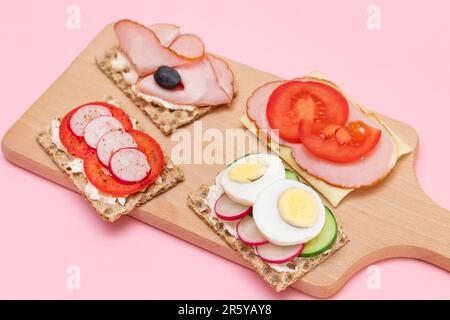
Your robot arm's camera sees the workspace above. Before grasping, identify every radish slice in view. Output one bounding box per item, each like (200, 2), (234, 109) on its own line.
(207, 55), (234, 99)
(109, 147), (151, 184)
(96, 130), (137, 167)
(69, 104), (112, 137)
(84, 116), (124, 148)
(256, 243), (304, 264)
(237, 216), (269, 246)
(169, 34), (205, 59)
(214, 193), (251, 221)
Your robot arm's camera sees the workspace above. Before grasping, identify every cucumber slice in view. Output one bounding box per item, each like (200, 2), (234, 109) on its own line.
(285, 168), (300, 181)
(299, 206), (338, 258)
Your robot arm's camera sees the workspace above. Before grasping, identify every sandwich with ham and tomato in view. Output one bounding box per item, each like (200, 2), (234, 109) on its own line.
(188, 153), (349, 291)
(240, 72), (413, 206)
(37, 98), (184, 222)
(97, 19), (236, 135)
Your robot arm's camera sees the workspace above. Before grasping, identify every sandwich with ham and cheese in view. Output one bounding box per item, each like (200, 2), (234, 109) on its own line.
(240, 72), (413, 206)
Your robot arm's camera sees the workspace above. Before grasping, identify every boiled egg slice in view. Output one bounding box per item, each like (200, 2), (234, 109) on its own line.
(219, 153), (285, 206)
(253, 180), (325, 246)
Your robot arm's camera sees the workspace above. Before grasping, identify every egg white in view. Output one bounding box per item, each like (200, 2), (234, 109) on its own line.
(253, 180), (325, 246)
(219, 153), (285, 206)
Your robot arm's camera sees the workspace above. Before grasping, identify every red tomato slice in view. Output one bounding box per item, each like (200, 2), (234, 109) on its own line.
(266, 81), (349, 143)
(84, 129), (164, 197)
(298, 120), (382, 163)
(59, 102), (133, 158)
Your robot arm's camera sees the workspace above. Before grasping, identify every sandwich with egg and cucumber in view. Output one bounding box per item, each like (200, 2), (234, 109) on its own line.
(37, 97), (184, 222)
(188, 153), (348, 292)
(97, 19), (236, 135)
(240, 72), (413, 206)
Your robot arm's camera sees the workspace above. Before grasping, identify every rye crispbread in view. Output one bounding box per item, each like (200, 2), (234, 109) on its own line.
(37, 126), (184, 223)
(187, 183), (349, 292)
(97, 48), (232, 135)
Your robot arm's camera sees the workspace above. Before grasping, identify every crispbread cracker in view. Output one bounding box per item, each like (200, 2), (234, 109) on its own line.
(187, 183), (349, 292)
(37, 128), (184, 222)
(97, 48), (231, 135)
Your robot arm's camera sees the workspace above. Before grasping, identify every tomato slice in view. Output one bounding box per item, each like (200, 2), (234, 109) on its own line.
(59, 102), (133, 158)
(102, 102), (133, 131)
(59, 108), (92, 158)
(84, 129), (164, 197)
(298, 120), (382, 163)
(266, 81), (349, 143)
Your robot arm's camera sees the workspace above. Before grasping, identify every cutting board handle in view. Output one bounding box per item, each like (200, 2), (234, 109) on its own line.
(399, 194), (450, 271)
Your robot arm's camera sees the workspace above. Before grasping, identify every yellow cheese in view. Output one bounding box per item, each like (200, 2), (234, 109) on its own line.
(239, 71), (413, 207)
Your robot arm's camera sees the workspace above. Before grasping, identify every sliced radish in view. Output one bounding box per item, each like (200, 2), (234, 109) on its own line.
(237, 216), (269, 246)
(96, 130), (137, 167)
(256, 243), (304, 264)
(109, 147), (151, 184)
(214, 193), (251, 221)
(84, 116), (124, 148)
(69, 104), (112, 137)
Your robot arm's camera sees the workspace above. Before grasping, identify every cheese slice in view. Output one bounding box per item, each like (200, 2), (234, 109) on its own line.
(240, 71), (413, 207)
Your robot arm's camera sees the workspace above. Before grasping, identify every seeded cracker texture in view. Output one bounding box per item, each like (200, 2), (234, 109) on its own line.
(96, 47), (235, 135)
(36, 106), (184, 223)
(187, 183), (349, 292)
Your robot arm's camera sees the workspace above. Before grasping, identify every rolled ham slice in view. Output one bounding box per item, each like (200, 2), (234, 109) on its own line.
(291, 101), (397, 188)
(114, 19), (187, 76)
(148, 23), (180, 47)
(246, 80), (298, 147)
(137, 56), (232, 106)
(169, 34), (205, 59)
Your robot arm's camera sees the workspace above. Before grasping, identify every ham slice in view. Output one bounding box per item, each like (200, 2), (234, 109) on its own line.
(169, 34), (205, 59)
(137, 56), (232, 106)
(291, 101), (397, 188)
(149, 23), (180, 47)
(114, 19), (186, 76)
(246, 80), (298, 147)
(207, 55), (235, 99)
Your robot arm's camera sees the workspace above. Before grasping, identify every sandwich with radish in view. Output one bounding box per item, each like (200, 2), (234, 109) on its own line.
(97, 19), (236, 135)
(37, 98), (184, 222)
(188, 153), (348, 292)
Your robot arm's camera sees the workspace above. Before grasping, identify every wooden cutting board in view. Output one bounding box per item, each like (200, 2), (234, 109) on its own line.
(2, 24), (449, 297)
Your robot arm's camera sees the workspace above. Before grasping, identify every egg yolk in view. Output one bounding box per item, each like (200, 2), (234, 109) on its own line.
(228, 163), (266, 183)
(278, 188), (318, 228)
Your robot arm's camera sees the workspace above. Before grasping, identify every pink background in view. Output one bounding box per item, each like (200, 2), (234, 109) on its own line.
(0, 0), (449, 299)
